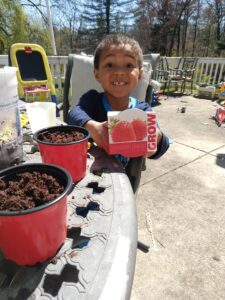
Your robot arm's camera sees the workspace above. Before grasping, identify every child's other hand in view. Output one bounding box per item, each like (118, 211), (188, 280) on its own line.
(145, 128), (163, 158)
(85, 120), (109, 152)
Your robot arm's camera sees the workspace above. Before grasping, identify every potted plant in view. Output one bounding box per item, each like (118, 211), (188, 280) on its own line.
(33, 125), (90, 182)
(0, 163), (72, 266)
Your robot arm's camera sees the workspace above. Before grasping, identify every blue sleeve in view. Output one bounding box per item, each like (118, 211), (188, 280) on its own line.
(136, 100), (170, 159)
(150, 132), (170, 159)
(68, 90), (103, 126)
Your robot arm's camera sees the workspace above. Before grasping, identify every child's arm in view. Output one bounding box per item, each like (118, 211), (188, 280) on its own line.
(137, 101), (169, 159)
(68, 90), (109, 152)
(84, 120), (109, 152)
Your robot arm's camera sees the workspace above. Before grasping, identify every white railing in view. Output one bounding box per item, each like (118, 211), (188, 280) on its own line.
(0, 55), (8, 67)
(1, 54), (225, 95)
(166, 57), (225, 85)
(144, 55), (225, 86)
(0, 55), (68, 99)
(0, 55), (68, 78)
(48, 56), (68, 97)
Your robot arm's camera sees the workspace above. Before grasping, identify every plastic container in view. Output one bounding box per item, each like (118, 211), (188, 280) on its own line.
(26, 101), (56, 133)
(0, 67), (23, 170)
(197, 85), (215, 99)
(0, 163), (72, 266)
(33, 125), (90, 182)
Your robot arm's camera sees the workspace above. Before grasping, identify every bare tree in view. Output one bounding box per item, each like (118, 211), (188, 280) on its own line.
(191, 0), (201, 56)
(4, 0), (225, 57)
(19, 0), (48, 24)
(205, 0), (225, 55)
(80, 0), (133, 53)
(51, 0), (83, 54)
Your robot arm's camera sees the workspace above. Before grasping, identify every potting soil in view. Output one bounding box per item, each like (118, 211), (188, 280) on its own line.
(38, 130), (85, 143)
(0, 172), (64, 211)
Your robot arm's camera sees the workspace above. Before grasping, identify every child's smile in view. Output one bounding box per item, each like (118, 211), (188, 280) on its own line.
(112, 80), (127, 86)
(94, 44), (142, 108)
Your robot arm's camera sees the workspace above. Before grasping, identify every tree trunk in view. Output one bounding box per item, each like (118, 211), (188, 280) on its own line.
(191, 0), (200, 57)
(106, 0), (110, 34)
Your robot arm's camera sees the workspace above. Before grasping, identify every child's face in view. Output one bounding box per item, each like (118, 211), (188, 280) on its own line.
(94, 44), (142, 102)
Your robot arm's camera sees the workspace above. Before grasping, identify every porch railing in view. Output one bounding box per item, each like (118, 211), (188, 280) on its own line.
(1, 54), (225, 97)
(166, 57), (225, 85)
(0, 55), (68, 100)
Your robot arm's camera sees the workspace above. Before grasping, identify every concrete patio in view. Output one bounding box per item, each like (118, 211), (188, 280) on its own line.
(131, 95), (225, 299)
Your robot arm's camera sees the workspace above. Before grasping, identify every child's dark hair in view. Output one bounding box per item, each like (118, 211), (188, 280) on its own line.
(94, 34), (143, 69)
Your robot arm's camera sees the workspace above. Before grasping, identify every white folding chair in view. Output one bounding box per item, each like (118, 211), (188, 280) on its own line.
(63, 54), (151, 122)
(63, 53), (151, 191)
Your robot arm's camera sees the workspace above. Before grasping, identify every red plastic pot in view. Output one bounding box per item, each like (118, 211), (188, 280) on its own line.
(0, 163), (72, 266)
(33, 125), (90, 182)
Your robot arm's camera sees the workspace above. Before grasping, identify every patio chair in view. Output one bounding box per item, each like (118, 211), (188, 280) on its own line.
(8, 43), (58, 108)
(63, 54), (151, 194)
(180, 57), (198, 94)
(155, 56), (170, 94)
(155, 57), (184, 95)
(167, 57), (186, 94)
(63, 54), (152, 253)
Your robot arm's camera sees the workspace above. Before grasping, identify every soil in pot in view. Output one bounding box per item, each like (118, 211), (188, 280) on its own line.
(0, 163), (72, 266)
(0, 171), (64, 212)
(38, 130), (86, 143)
(33, 126), (90, 182)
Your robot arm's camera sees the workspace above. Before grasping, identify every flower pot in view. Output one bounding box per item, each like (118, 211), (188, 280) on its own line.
(0, 163), (72, 266)
(33, 125), (90, 182)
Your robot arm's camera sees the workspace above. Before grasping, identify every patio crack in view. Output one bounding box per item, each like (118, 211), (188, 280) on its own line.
(141, 158), (202, 186)
(174, 141), (225, 156)
(141, 143), (225, 187)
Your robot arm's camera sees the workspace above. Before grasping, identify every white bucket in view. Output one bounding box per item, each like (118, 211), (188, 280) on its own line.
(0, 67), (23, 170)
(26, 102), (56, 134)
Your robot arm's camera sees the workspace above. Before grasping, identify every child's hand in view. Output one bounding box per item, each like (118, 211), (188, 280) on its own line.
(145, 128), (163, 158)
(85, 120), (109, 152)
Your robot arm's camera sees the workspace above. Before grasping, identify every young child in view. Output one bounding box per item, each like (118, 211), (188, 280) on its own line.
(68, 34), (169, 162)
